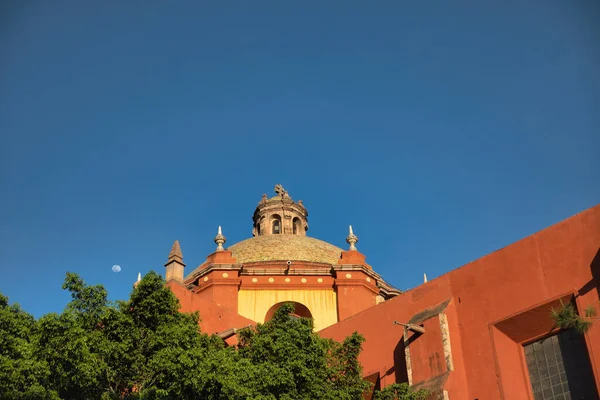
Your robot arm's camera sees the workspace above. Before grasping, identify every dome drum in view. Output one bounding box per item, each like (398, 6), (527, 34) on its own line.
(252, 185), (308, 237)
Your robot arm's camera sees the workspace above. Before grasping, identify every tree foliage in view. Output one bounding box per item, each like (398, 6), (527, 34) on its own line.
(234, 302), (370, 399)
(0, 272), (425, 400)
(373, 383), (429, 400)
(0, 294), (58, 399)
(550, 300), (598, 334)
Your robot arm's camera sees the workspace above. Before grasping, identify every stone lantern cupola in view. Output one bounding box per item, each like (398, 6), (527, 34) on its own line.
(252, 184), (308, 237)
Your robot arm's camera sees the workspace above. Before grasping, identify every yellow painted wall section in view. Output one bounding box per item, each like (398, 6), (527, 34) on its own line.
(237, 289), (338, 331)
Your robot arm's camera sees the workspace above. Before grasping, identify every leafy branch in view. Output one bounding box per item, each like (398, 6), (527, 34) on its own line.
(373, 383), (430, 400)
(550, 300), (598, 334)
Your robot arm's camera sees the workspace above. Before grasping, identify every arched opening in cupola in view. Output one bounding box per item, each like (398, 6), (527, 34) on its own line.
(272, 215), (282, 234)
(293, 217), (302, 235)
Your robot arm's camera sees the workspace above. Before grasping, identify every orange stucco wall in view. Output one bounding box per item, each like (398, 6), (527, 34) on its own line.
(167, 281), (255, 335)
(320, 204), (600, 399)
(335, 271), (379, 321)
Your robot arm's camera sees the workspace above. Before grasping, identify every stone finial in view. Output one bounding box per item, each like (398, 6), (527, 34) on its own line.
(260, 194), (268, 204)
(424, 273), (428, 283)
(214, 226), (226, 251)
(346, 225), (358, 251)
(133, 272), (142, 288)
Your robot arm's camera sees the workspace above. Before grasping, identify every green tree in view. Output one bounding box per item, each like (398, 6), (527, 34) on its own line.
(228, 302), (370, 400)
(0, 293), (58, 400)
(35, 271), (224, 400)
(3, 272), (428, 399)
(373, 383), (430, 400)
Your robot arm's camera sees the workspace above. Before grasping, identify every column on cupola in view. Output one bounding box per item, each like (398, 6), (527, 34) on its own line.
(334, 226), (380, 321)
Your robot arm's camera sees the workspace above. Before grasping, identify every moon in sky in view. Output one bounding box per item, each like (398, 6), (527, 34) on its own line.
(112, 265), (121, 273)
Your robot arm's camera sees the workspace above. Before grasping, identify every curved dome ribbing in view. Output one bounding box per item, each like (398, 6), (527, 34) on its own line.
(228, 235), (342, 265)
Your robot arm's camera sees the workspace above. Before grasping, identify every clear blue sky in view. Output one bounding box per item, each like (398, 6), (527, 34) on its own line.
(1, 1), (598, 318)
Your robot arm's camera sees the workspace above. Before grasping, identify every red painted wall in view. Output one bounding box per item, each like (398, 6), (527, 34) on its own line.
(320, 204), (600, 399)
(167, 281), (254, 335)
(336, 272), (379, 321)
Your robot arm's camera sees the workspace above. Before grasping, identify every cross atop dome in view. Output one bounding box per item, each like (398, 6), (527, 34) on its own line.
(252, 184), (308, 237)
(274, 184), (289, 198)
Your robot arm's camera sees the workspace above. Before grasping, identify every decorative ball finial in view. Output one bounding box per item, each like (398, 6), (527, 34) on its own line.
(346, 225), (358, 251)
(214, 226), (226, 251)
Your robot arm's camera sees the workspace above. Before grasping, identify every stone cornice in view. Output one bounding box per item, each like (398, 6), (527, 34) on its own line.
(184, 263), (241, 284)
(332, 264), (402, 298)
(184, 261), (402, 298)
(192, 278), (242, 293)
(242, 283), (334, 290)
(334, 279), (381, 295)
(241, 261), (333, 276)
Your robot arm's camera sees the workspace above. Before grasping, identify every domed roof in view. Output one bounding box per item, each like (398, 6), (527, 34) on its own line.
(228, 235), (343, 265)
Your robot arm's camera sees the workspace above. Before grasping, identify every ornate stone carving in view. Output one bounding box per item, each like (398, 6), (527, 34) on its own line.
(274, 184), (287, 197)
(214, 226), (226, 251)
(346, 225), (358, 251)
(252, 185), (309, 236)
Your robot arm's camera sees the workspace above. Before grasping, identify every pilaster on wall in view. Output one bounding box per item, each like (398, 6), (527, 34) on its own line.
(194, 271), (241, 313)
(335, 250), (378, 321)
(189, 250), (241, 313)
(334, 268), (379, 321)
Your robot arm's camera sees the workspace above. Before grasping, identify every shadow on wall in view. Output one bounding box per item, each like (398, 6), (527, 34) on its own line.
(393, 338), (409, 384)
(392, 332), (423, 384)
(578, 247), (600, 300)
(593, 247), (600, 300)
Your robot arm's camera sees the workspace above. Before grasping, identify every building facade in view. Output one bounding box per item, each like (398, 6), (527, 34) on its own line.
(164, 185), (600, 399)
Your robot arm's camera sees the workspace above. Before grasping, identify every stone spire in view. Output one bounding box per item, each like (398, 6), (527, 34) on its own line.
(168, 240), (183, 262)
(252, 185), (308, 237)
(165, 240), (186, 283)
(214, 226), (226, 251)
(133, 272), (142, 288)
(424, 273), (428, 283)
(346, 225), (358, 251)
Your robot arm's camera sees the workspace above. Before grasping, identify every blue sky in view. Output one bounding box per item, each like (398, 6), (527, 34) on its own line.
(1, 1), (598, 318)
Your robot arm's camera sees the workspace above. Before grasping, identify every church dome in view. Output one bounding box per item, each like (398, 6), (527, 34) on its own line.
(228, 234), (343, 265)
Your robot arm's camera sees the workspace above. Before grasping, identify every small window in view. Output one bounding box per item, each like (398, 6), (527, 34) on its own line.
(272, 219), (281, 234)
